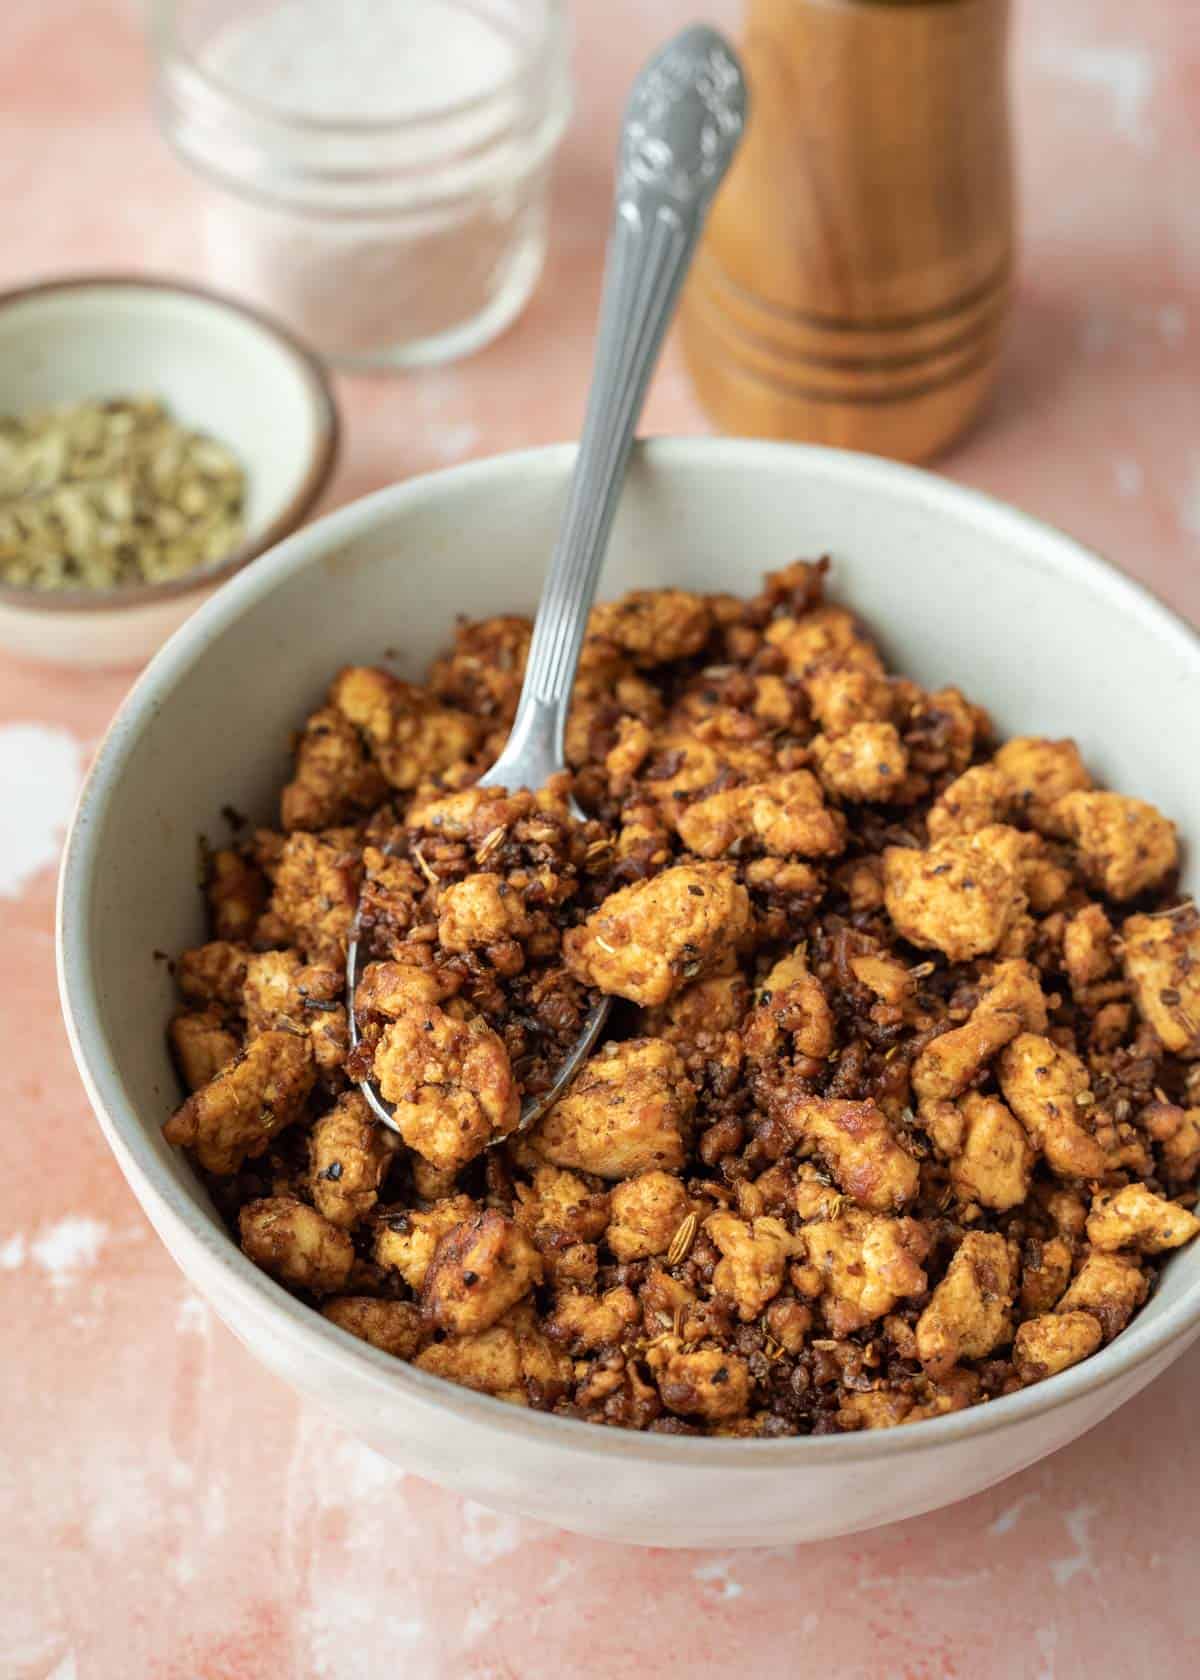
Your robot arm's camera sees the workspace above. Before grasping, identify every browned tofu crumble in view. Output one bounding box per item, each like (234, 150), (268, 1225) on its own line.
(163, 560), (1200, 1437)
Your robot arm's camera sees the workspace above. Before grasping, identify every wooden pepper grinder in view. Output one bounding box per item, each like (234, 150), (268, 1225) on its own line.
(680, 0), (1013, 461)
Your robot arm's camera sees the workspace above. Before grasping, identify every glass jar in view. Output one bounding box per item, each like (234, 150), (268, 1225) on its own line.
(152, 0), (572, 369)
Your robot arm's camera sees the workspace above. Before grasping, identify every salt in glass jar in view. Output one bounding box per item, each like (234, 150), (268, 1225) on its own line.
(152, 0), (572, 368)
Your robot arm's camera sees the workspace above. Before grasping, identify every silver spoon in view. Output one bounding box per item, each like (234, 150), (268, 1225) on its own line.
(348, 24), (747, 1137)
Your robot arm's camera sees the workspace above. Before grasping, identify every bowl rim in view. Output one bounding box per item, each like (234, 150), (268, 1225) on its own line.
(57, 435), (1200, 1468)
(0, 272), (339, 615)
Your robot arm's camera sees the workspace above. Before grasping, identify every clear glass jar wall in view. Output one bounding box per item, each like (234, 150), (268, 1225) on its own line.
(153, 0), (572, 368)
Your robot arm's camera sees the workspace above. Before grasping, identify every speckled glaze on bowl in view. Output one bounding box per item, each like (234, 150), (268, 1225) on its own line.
(57, 439), (1200, 1547)
(0, 275), (338, 667)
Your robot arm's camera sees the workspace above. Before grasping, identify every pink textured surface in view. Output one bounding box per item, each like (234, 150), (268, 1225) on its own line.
(3, 1), (1199, 1674)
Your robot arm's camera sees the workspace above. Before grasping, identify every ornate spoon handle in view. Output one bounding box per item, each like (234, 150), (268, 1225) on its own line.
(481, 25), (747, 794)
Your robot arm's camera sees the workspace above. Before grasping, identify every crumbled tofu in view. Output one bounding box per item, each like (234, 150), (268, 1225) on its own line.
(926, 764), (1013, 841)
(239, 1196), (354, 1295)
(437, 872), (531, 952)
(1140, 1102), (1200, 1183)
(420, 1209), (543, 1334)
(604, 715), (655, 787)
(911, 958), (1047, 1102)
(512, 1163), (610, 1255)
(163, 1029), (314, 1176)
(810, 722), (909, 803)
(176, 940), (248, 1006)
(1063, 903), (1115, 993)
(1057, 1250), (1147, 1341)
(916, 1232), (1016, 1377)
(374, 1194), (476, 1291)
(281, 704), (388, 831)
(355, 960), (458, 1018)
(532, 1039), (693, 1180)
(1085, 1183), (1200, 1253)
(566, 657), (668, 770)
(1013, 1311), (1103, 1384)
(849, 950), (916, 1014)
(588, 588), (713, 666)
(207, 848), (268, 943)
(992, 736), (1091, 832)
(804, 663), (894, 735)
(427, 613), (532, 723)
(744, 951), (835, 1062)
(242, 949), (305, 1035)
(373, 1002), (519, 1172)
(242, 948), (347, 1080)
(265, 832), (362, 964)
(322, 1297), (423, 1359)
(1121, 911), (1200, 1057)
(764, 1298), (813, 1353)
(564, 863), (751, 1007)
(309, 1090), (395, 1229)
(998, 1033), (1109, 1180)
(641, 973), (751, 1056)
(882, 831), (1027, 962)
(647, 1340), (752, 1421)
(706, 1211), (797, 1320)
(415, 1303), (572, 1405)
(547, 1285), (641, 1351)
(919, 1098), (966, 1158)
(950, 1092), (1035, 1211)
(168, 1007), (239, 1093)
(751, 672), (802, 730)
(1020, 1236), (1074, 1314)
(1021, 840), (1072, 912)
(606, 1171), (691, 1262)
(1052, 790), (1178, 901)
(639, 720), (776, 812)
(330, 665), (480, 789)
(800, 1208), (930, 1335)
(838, 1390), (917, 1430)
(765, 606), (885, 677)
(676, 770), (846, 859)
(785, 1097), (921, 1211)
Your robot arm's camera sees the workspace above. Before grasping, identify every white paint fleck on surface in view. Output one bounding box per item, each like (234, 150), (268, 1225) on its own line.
(47, 1654), (79, 1680)
(1179, 461), (1200, 540)
(1037, 44), (1158, 148)
(1035, 1623), (1059, 1680)
(0, 723), (83, 898)
(83, 1456), (154, 1554)
(332, 1436), (404, 1502)
(176, 1291), (212, 1334)
(30, 1216), (108, 1290)
(542, 1555), (575, 1592)
(462, 1600), (499, 1644)
(1159, 303), (1187, 345)
(694, 1557), (745, 1601)
(460, 1499), (528, 1565)
(427, 420), (481, 462)
(1113, 458), (1145, 500)
(1050, 1502), (1098, 1587)
(989, 1492), (1041, 1536)
(0, 1232), (26, 1269)
(204, 1479), (228, 1538)
(1078, 306), (1114, 359)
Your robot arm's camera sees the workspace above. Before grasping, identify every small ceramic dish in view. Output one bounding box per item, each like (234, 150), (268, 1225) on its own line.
(57, 438), (1200, 1548)
(0, 275), (338, 667)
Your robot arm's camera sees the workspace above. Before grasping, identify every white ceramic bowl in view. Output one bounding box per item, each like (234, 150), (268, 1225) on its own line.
(0, 276), (337, 667)
(58, 440), (1200, 1548)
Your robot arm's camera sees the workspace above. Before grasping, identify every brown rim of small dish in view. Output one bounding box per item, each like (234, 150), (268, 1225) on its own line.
(0, 273), (340, 614)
